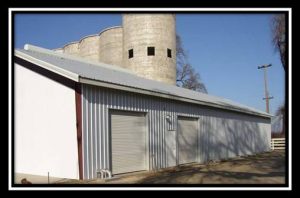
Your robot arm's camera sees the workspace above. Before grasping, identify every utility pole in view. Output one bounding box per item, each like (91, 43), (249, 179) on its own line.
(258, 64), (274, 113)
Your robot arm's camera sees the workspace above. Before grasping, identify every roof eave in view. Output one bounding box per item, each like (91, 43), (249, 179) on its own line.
(14, 45), (272, 119)
(15, 49), (79, 82)
(79, 77), (272, 118)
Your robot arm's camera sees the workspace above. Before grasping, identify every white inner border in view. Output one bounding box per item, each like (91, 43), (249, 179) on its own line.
(9, 7), (292, 191)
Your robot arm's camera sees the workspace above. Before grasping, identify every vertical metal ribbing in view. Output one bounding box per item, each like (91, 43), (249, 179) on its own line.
(151, 98), (155, 170)
(162, 100), (166, 168)
(104, 90), (107, 169)
(160, 101), (163, 168)
(87, 86), (91, 179)
(158, 100), (161, 169)
(122, 90), (126, 111)
(156, 100), (159, 169)
(204, 115), (207, 162)
(115, 91), (119, 109)
(128, 92), (131, 110)
(208, 115), (211, 160)
(101, 89), (105, 170)
(158, 101), (162, 168)
(96, 88), (101, 171)
(149, 98), (152, 170)
(81, 85), (85, 179)
(150, 98), (153, 169)
(201, 115), (203, 162)
(162, 101), (164, 168)
(173, 101), (177, 166)
(197, 117), (200, 162)
(82, 85), (87, 179)
(99, 90), (105, 169)
(106, 91), (109, 169)
(137, 94), (140, 112)
(122, 91), (125, 110)
(83, 88), (89, 179)
(211, 115), (214, 160)
(171, 101), (174, 130)
(103, 89), (107, 169)
(116, 91), (119, 109)
(92, 87), (96, 178)
(113, 91), (117, 109)
(154, 100), (158, 169)
(132, 93), (135, 111)
(133, 93), (135, 111)
(152, 98), (155, 170)
(82, 85), (86, 179)
(207, 115), (210, 161)
(94, 88), (98, 173)
(134, 93), (137, 111)
(95, 87), (99, 173)
(90, 87), (94, 178)
(89, 86), (93, 179)
(161, 101), (164, 168)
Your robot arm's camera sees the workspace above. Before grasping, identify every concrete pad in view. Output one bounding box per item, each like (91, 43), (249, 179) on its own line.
(14, 173), (68, 184)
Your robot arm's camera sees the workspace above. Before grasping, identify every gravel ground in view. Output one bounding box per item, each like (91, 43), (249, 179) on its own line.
(55, 150), (285, 184)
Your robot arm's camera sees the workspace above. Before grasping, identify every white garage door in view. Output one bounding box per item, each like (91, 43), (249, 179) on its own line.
(111, 111), (147, 174)
(178, 117), (198, 164)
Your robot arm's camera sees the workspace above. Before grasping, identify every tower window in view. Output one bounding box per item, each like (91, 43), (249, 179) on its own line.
(128, 49), (133, 59)
(167, 48), (172, 58)
(147, 47), (155, 56)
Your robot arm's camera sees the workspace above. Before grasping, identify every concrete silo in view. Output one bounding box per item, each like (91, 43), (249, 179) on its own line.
(78, 34), (100, 62)
(98, 26), (123, 67)
(122, 14), (176, 85)
(63, 41), (80, 56)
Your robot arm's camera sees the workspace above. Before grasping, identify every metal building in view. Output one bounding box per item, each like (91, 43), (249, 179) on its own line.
(15, 45), (271, 180)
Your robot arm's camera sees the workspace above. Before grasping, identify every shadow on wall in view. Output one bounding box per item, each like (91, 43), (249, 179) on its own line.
(162, 100), (271, 167)
(199, 107), (270, 163)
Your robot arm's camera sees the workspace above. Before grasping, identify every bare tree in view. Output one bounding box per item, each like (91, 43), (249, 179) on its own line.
(271, 15), (286, 136)
(271, 14), (286, 71)
(176, 34), (208, 93)
(276, 103), (285, 135)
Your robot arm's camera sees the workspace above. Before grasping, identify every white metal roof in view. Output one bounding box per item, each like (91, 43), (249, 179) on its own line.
(15, 44), (271, 118)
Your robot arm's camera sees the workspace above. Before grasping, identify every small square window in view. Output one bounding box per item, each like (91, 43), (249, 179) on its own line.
(167, 48), (172, 58)
(147, 47), (155, 56)
(128, 49), (133, 59)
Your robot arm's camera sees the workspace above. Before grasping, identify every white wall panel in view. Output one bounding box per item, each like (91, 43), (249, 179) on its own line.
(15, 63), (78, 179)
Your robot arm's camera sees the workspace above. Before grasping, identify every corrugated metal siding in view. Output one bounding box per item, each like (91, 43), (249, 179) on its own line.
(81, 84), (271, 179)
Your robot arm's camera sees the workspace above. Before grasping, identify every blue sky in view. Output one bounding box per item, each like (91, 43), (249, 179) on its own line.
(14, 13), (285, 115)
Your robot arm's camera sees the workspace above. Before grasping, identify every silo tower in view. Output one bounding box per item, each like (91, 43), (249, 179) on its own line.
(122, 14), (176, 85)
(98, 26), (123, 67)
(63, 41), (80, 56)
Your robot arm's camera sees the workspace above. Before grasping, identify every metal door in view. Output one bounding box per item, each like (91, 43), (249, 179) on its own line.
(166, 130), (176, 167)
(178, 117), (198, 164)
(111, 111), (147, 174)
